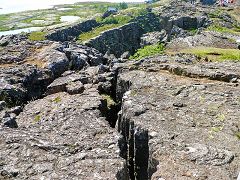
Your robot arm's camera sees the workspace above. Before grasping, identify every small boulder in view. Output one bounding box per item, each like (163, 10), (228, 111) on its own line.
(2, 115), (18, 128)
(120, 51), (131, 59)
(0, 101), (7, 111)
(140, 30), (168, 47)
(0, 36), (9, 47)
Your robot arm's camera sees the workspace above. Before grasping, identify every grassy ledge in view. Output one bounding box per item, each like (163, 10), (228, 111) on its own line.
(28, 31), (46, 41)
(129, 43), (165, 60)
(181, 47), (240, 61)
(78, 24), (123, 42)
(207, 24), (240, 35)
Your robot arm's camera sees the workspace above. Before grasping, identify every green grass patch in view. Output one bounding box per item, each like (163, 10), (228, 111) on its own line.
(0, 2), (143, 32)
(28, 31), (46, 41)
(78, 24), (122, 42)
(129, 43), (165, 60)
(208, 9), (223, 18)
(188, 28), (198, 34)
(101, 94), (116, 108)
(181, 47), (240, 61)
(52, 96), (62, 103)
(235, 132), (240, 140)
(207, 24), (240, 35)
(33, 114), (41, 123)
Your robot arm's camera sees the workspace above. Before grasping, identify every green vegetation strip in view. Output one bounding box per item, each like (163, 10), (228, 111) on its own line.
(28, 31), (46, 41)
(78, 6), (149, 42)
(207, 25), (240, 35)
(181, 47), (240, 61)
(78, 24), (122, 42)
(130, 43), (165, 60)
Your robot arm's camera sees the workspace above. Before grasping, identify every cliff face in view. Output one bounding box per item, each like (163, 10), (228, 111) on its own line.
(46, 20), (100, 42)
(85, 22), (143, 58)
(84, 13), (207, 57)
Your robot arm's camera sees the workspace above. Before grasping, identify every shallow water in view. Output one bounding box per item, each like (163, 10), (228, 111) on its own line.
(0, 0), (143, 14)
(57, 8), (74, 11)
(60, 16), (81, 22)
(0, 27), (43, 36)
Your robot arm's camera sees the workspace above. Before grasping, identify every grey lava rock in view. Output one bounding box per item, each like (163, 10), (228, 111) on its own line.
(167, 31), (239, 50)
(85, 22), (143, 58)
(116, 56), (240, 179)
(39, 43), (69, 77)
(66, 81), (85, 95)
(120, 51), (131, 59)
(0, 91), (127, 179)
(2, 116), (18, 128)
(140, 30), (168, 47)
(0, 101), (6, 111)
(46, 72), (84, 95)
(0, 36), (10, 46)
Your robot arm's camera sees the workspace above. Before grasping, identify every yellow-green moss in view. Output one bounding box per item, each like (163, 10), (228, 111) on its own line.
(181, 47), (240, 61)
(28, 31), (46, 41)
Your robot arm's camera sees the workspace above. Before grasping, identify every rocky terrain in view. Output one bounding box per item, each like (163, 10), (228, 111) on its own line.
(0, 0), (240, 179)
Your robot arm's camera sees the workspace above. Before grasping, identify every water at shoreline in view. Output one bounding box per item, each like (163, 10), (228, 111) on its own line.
(0, 0), (143, 14)
(0, 27), (43, 36)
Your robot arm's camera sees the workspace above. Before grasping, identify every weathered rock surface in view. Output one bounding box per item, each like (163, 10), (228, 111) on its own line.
(0, 35), (49, 65)
(0, 90), (127, 179)
(116, 57), (240, 179)
(0, 42), (106, 107)
(167, 31), (240, 50)
(140, 30), (168, 46)
(0, 64), (52, 106)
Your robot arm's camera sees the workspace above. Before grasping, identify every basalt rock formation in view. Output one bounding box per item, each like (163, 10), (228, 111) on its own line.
(0, 1), (240, 180)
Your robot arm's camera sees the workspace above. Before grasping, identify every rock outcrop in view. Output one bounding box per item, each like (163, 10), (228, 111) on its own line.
(85, 22), (143, 58)
(0, 91), (127, 179)
(116, 57), (240, 179)
(85, 12), (208, 57)
(46, 20), (100, 42)
(167, 31), (239, 50)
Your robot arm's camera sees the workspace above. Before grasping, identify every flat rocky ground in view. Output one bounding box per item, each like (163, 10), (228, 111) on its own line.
(116, 57), (240, 179)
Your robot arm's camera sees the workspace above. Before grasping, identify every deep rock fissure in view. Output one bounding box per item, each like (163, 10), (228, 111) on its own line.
(116, 81), (158, 180)
(118, 111), (157, 180)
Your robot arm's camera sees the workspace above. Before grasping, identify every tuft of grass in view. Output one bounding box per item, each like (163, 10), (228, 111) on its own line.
(211, 126), (223, 133)
(208, 126), (223, 139)
(101, 94), (116, 108)
(217, 114), (225, 122)
(207, 24), (240, 35)
(235, 132), (240, 140)
(28, 31), (46, 41)
(129, 43), (165, 60)
(188, 28), (198, 34)
(52, 96), (62, 103)
(181, 47), (240, 62)
(33, 115), (41, 123)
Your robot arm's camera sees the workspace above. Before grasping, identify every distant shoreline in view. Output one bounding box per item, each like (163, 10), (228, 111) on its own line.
(0, 0), (144, 15)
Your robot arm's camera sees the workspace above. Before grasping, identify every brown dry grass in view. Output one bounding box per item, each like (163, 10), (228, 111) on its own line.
(23, 45), (52, 68)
